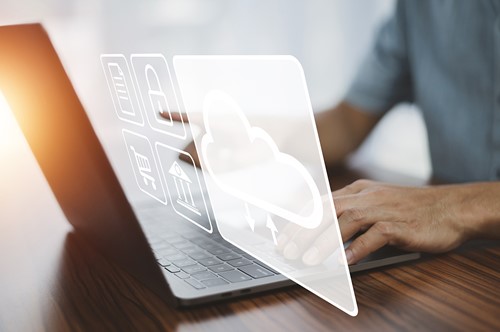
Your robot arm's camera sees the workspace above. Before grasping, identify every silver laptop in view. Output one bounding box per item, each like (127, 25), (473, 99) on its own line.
(0, 23), (419, 306)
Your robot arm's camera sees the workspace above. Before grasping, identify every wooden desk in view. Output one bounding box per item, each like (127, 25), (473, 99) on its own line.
(1, 163), (499, 331)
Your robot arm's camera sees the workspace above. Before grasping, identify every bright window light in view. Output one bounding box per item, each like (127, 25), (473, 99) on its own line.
(0, 90), (18, 150)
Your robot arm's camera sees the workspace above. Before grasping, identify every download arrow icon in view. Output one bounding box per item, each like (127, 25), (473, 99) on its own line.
(266, 214), (278, 245)
(244, 202), (255, 232)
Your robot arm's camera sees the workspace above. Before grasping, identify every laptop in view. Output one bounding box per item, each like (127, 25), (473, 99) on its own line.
(0, 23), (420, 306)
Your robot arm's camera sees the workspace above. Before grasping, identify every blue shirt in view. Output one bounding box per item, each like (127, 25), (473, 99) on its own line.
(345, 0), (500, 183)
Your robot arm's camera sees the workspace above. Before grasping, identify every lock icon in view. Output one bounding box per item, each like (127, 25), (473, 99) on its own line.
(145, 64), (173, 126)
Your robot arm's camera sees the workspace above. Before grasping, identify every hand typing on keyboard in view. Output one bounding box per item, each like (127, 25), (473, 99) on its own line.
(276, 180), (497, 266)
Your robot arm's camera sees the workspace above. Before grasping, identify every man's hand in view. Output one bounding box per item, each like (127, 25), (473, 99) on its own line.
(161, 111), (202, 166)
(277, 179), (500, 265)
(333, 180), (470, 264)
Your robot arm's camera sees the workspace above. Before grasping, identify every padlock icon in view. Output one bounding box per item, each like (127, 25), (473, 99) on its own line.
(145, 64), (173, 126)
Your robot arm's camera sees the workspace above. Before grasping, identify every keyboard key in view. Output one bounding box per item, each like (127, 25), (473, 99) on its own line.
(172, 259), (196, 268)
(227, 258), (252, 267)
(165, 253), (186, 261)
(151, 242), (170, 250)
(189, 237), (210, 245)
(165, 237), (186, 245)
(165, 265), (180, 273)
(192, 271), (217, 280)
(199, 243), (220, 251)
(239, 264), (274, 279)
(180, 247), (200, 255)
(219, 241), (235, 248)
(242, 254), (255, 260)
(201, 278), (229, 287)
(148, 236), (163, 244)
(190, 237), (214, 245)
(185, 278), (205, 289)
(199, 257), (223, 267)
(182, 264), (207, 274)
(231, 247), (246, 254)
(257, 262), (279, 274)
(207, 247), (230, 255)
(209, 264), (234, 273)
(157, 248), (179, 257)
(210, 234), (223, 241)
(157, 258), (171, 267)
(175, 271), (190, 279)
(173, 242), (194, 250)
(160, 234), (178, 240)
(180, 232), (202, 240)
(219, 270), (252, 283)
(216, 253), (241, 261)
(188, 251), (210, 260)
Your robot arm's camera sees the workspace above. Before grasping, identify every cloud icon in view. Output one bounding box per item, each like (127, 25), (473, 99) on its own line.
(200, 90), (323, 229)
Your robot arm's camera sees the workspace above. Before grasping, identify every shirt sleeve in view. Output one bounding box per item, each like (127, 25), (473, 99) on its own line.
(344, 1), (414, 115)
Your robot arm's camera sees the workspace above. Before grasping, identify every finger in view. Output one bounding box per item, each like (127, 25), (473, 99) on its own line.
(338, 207), (376, 242)
(276, 222), (301, 251)
(301, 224), (341, 266)
(160, 112), (205, 126)
(281, 219), (332, 260)
(332, 179), (374, 198)
(166, 112), (189, 122)
(276, 194), (331, 251)
(344, 221), (396, 264)
(333, 194), (360, 216)
(179, 141), (201, 167)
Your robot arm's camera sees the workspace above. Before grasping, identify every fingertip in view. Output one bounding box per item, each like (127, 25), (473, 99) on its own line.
(165, 112), (188, 122)
(302, 247), (320, 266)
(345, 249), (354, 265)
(276, 234), (288, 251)
(159, 111), (172, 120)
(283, 242), (300, 260)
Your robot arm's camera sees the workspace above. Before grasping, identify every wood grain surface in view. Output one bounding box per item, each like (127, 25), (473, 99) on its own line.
(1, 165), (499, 332)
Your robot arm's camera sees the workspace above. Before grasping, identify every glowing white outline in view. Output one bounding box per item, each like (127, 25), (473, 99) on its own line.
(201, 90), (323, 229)
(122, 129), (167, 205)
(130, 54), (187, 140)
(100, 54), (145, 126)
(155, 142), (213, 233)
(174, 55), (358, 316)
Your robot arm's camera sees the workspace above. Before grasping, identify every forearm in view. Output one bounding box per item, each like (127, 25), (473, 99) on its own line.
(449, 182), (500, 241)
(315, 102), (380, 166)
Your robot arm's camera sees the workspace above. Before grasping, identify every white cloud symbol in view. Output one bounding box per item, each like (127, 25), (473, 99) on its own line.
(201, 90), (323, 229)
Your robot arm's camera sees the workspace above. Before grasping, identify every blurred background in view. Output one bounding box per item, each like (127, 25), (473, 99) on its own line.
(0, 0), (431, 209)
(0, 2), (447, 328)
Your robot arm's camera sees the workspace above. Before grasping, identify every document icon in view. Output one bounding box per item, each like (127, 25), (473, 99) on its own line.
(108, 62), (134, 116)
(101, 54), (144, 126)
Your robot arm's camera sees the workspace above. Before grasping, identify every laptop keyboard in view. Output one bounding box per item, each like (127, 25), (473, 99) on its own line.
(147, 230), (278, 290)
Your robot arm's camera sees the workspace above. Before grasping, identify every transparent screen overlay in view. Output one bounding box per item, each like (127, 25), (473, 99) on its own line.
(174, 55), (357, 316)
